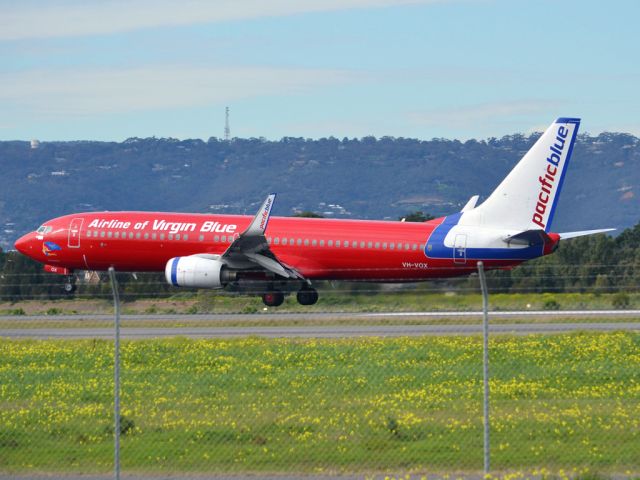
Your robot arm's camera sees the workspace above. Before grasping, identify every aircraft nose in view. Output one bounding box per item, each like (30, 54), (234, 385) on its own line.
(14, 233), (34, 255)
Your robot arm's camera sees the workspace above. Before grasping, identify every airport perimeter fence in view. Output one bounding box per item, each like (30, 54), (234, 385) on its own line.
(0, 265), (639, 478)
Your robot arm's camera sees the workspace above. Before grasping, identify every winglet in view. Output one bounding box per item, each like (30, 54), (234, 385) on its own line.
(243, 194), (276, 236)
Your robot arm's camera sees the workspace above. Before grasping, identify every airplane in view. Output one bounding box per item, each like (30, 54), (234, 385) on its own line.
(14, 118), (613, 306)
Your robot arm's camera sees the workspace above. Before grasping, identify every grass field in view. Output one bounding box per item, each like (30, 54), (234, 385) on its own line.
(1, 332), (639, 475)
(0, 291), (638, 318)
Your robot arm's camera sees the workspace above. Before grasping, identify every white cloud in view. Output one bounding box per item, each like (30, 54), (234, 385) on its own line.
(1, 0), (450, 41)
(0, 65), (356, 116)
(409, 100), (559, 129)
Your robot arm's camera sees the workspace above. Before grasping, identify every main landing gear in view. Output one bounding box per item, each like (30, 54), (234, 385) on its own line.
(260, 285), (319, 307)
(262, 291), (285, 307)
(296, 286), (319, 306)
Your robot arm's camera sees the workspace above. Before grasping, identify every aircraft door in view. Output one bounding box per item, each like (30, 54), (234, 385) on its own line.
(453, 234), (467, 264)
(68, 218), (83, 248)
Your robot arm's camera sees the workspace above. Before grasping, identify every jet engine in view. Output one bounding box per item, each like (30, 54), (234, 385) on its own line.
(165, 256), (232, 289)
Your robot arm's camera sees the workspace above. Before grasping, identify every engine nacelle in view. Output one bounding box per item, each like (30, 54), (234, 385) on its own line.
(165, 256), (229, 289)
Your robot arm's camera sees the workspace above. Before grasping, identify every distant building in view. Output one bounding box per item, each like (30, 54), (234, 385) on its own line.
(30, 139), (40, 149)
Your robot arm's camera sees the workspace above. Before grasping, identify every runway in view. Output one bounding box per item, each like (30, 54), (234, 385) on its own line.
(2, 322), (639, 339)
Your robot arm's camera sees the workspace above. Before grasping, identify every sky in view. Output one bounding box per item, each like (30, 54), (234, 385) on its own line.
(1, 0), (639, 141)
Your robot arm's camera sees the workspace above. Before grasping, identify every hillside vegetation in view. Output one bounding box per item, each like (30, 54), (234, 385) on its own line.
(1, 132), (638, 250)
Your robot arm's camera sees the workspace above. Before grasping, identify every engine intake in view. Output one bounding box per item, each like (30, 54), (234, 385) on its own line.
(165, 256), (231, 289)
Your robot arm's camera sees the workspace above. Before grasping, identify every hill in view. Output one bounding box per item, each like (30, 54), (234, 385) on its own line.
(1, 132), (638, 250)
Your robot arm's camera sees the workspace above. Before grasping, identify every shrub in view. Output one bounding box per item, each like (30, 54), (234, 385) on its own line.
(612, 292), (631, 310)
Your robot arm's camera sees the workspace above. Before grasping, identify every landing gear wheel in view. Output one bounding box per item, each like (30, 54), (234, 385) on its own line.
(62, 282), (77, 295)
(262, 291), (284, 307)
(296, 287), (319, 306)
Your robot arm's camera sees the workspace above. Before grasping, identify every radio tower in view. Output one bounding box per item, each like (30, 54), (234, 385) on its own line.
(224, 107), (230, 141)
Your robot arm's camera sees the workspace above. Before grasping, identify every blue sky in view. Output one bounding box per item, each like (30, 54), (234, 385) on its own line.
(1, 0), (639, 141)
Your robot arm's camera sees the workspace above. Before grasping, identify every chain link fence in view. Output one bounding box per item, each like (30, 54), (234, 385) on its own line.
(1, 268), (639, 478)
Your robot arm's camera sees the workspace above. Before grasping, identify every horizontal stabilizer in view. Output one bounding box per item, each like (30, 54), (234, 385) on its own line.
(503, 229), (552, 246)
(559, 228), (615, 239)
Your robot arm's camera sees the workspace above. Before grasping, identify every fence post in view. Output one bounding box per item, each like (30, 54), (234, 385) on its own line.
(477, 261), (490, 475)
(108, 267), (121, 480)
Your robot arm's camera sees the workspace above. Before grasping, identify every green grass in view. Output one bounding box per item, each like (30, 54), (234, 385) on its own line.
(1, 291), (638, 318)
(1, 333), (639, 475)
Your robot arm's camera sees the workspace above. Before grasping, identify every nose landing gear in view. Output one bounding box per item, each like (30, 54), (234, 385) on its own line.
(62, 275), (77, 295)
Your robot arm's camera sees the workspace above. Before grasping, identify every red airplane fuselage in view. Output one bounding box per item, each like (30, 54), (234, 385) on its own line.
(15, 211), (535, 282)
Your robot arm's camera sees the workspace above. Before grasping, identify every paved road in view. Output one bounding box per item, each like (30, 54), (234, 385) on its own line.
(2, 322), (639, 339)
(2, 309), (639, 323)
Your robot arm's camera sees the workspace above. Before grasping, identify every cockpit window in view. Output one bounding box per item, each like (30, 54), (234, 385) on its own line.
(36, 225), (53, 234)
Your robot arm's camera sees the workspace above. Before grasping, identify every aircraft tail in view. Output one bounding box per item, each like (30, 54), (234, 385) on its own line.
(469, 118), (580, 232)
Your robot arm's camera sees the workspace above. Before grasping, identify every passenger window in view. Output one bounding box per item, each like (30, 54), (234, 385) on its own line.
(412, 244), (417, 250)
(390, 243), (395, 250)
(375, 242), (380, 249)
(152, 233), (157, 240)
(129, 232), (134, 239)
(360, 241), (365, 248)
(267, 237), (271, 244)
(311, 239), (317, 247)
(198, 234), (204, 241)
(297, 239), (302, 246)
(274, 237), (280, 245)
(168, 234), (174, 241)
(304, 239), (309, 246)
(144, 233), (149, 239)
(221, 235), (226, 242)
(383, 242), (387, 249)
(282, 238), (288, 245)
(86, 231), (91, 238)
(214, 235), (220, 242)
(405, 243), (410, 250)
(319, 239), (325, 247)
(160, 233), (165, 240)
(367, 241), (372, 248)
(114, 232), (120, 239)
(176, 234), (181, 240)
(136, 232), (141, 239)
(107, 232), (113, 238)
(336, 240), (341, 247)
(290, 238), (294, 245)
(100, 231), (106, 238)
(328, 240), (333, 247)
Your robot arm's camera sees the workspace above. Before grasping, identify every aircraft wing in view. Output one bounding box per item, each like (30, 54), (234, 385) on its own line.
(221, 194), (303, 279)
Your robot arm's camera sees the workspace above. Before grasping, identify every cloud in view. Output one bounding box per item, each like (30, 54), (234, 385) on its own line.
(1, 0), (449, 41)
(0, 65), (356, 116)
(409, 100), (559, 130)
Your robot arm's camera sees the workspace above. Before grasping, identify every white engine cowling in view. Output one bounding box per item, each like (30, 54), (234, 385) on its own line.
(165, 256), (227, 289)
